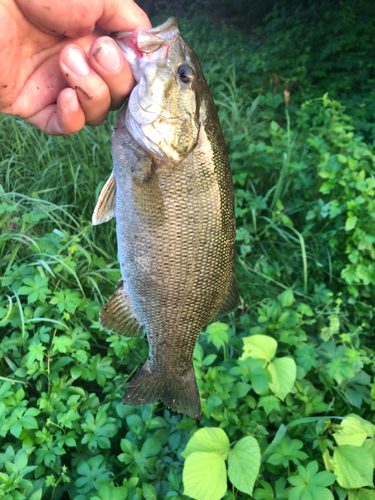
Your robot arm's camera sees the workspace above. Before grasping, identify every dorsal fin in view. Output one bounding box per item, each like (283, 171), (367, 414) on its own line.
(92, 172), (116, 225)
(100, 280), (145, 338)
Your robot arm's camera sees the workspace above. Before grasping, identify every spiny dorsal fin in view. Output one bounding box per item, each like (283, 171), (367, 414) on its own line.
(212, 272), (239, 321)
(92, 172), (116, 225)
(100, 280), (145, 338)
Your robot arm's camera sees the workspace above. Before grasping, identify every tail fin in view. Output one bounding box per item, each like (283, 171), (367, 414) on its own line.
(122, 360), (201, 419)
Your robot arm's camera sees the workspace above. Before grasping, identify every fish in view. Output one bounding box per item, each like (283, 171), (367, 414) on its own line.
(92, 17), (239, 419)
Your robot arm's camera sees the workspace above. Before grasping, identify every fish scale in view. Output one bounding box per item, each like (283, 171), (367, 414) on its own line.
(92, 18), (238, 418)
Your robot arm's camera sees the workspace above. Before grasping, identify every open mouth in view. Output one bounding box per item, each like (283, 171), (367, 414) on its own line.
(113, 17), (179, 63)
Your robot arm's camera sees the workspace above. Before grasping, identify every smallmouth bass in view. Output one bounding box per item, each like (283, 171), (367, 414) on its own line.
(93, 18), (239, 419)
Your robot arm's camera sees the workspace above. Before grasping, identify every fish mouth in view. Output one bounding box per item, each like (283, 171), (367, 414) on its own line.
(113, 17), (179, 78)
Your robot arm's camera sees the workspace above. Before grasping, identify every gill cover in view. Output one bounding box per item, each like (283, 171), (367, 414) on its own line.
(113, 18), (202, 163)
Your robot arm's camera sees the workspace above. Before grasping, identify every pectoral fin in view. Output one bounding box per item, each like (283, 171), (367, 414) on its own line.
(100, 280), (145, 338)
(212, 272), (239, 321)
(92, 172), (116, 225)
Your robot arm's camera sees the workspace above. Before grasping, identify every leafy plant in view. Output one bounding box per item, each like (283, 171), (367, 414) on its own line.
(181, 428), (261, 500)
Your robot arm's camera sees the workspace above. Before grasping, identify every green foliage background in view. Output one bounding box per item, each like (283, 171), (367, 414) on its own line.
(1, 1), (375, 499)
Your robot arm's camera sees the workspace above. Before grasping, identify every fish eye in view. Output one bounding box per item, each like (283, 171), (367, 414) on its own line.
(177, 64), (194, 84)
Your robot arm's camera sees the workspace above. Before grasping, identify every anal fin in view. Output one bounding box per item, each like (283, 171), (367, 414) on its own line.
(212, 272), (239, 321)
(100, 280), (144, 338)
(92, 172), (116, 225)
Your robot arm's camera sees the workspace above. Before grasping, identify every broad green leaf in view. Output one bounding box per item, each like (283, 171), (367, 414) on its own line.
(10, 421), (22, 438)
(181, 427), (230, 459)
(202, 354), (217, 366)
(333, 414), (372, 446)
(228, 436), (261, 495)
(71, 365), (82, 379)
(250, 367), (272, 395)
(333, 445), (374, 488)
(53, 356), (73, 370)
(207, 395), (222, 407)
(142, 483), (157, 500)
(183, 451), (227, 500)
(29, 489), (43, 500)
(233, 382), (251, 398)
(241, 335), (277, 362)
(194, 342), (204, 361)
(348, 489), (375, 500)
(278, 289), (294, 307)
(268, 356), (296, 400)
(168, 469), (180, 491)
(363, 438), (375, 465)
(15, 450), (28, 470)
(141, 438), (161, 458)
(345, 214), (357, 231)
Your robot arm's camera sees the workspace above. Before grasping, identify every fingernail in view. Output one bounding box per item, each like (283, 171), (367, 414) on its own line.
(67, 90), (79, 112)
(65, 47), (90, 76)
(94, 40), (122, 72)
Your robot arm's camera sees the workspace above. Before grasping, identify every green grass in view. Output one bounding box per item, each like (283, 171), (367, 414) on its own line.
(0, 113), (119, 264)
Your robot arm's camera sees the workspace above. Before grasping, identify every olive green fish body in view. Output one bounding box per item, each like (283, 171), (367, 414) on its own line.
(93, 18), (238, 419)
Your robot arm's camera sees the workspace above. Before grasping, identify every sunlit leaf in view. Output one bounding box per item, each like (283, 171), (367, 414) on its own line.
(268, 357), (296, 400)
(333, 414), (374, 447)
(333, 445), (374, 488)
(183, 452), (227, 500)
(181, 428), (230, 459)
(241, 335), (277, 363)
(228, 436), (261, 495)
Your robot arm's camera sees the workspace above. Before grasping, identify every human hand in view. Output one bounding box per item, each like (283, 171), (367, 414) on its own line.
(0, 0), (151, 135)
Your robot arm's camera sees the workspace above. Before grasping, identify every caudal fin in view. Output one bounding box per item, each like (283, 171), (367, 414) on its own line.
(122, 360), (201, 419)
